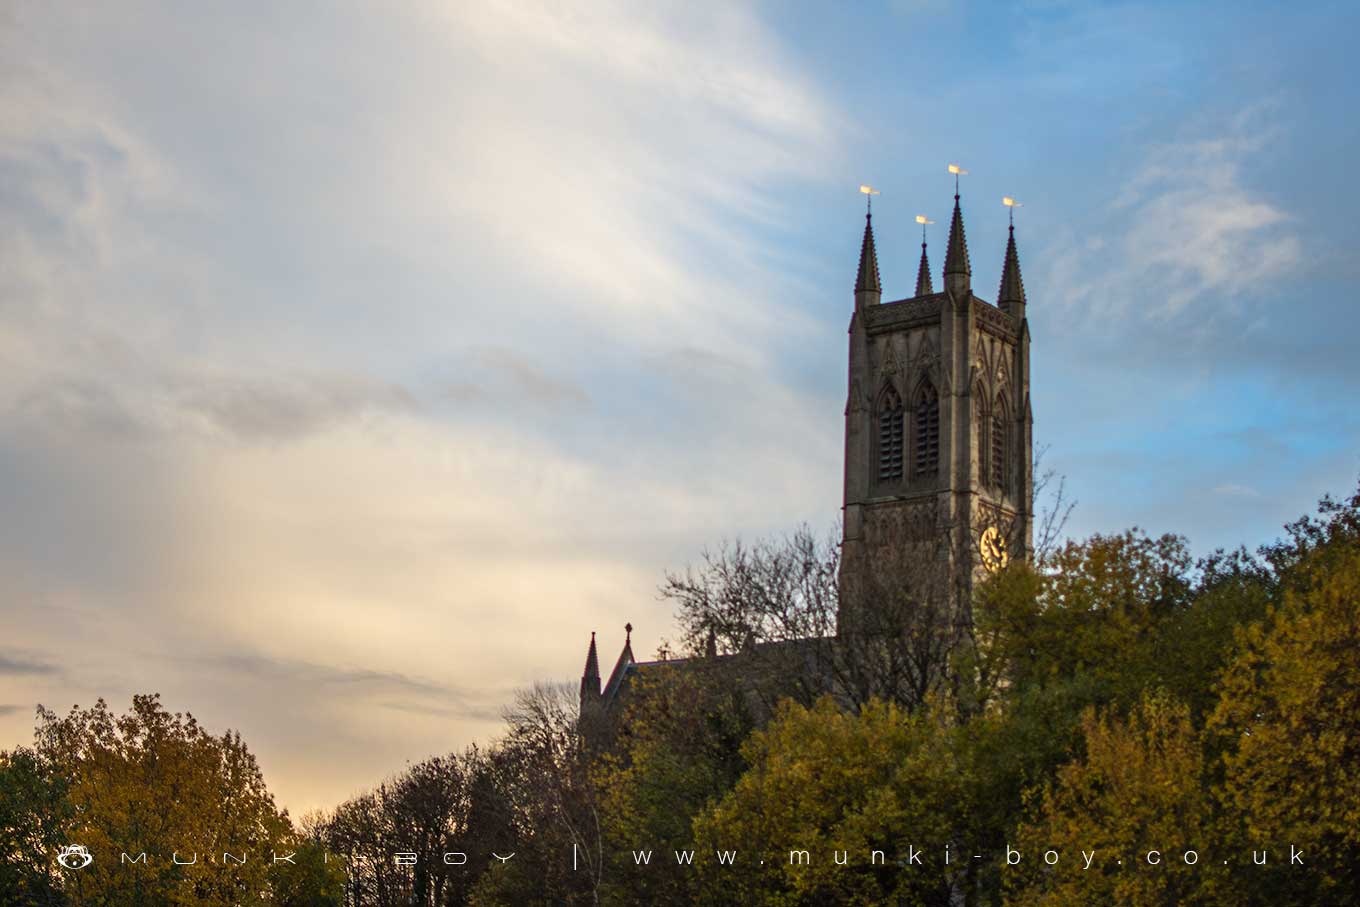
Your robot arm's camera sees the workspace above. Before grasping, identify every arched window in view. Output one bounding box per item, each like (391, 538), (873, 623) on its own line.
(913, 380), (939, 476)
(877, 385), (904, 480)
(991, 392), (1009, 490)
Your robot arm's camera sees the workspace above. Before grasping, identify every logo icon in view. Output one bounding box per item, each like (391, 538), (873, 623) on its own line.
(57, 845), (93, 869)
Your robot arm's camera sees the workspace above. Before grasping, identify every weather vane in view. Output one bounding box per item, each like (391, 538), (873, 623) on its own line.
(915, 213), (935, 244)
(1003, 196), (1023, 226)
(859, 184), (880, 214)
(948, 163), (969, 195)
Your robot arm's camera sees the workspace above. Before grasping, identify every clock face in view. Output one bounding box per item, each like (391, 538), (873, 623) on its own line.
(980, 525), (1009, 572)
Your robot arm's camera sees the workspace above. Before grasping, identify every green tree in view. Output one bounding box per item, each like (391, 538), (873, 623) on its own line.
(0, 746), (72, 906)
(691, 696), (991, 906)
(595, 660), (754, 904)
(269, 839), (347, 907)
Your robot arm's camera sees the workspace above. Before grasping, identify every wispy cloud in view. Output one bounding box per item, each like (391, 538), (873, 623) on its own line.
(0, 652), (59, 676)
(1116, 109), (1300, 316)
(1046, 103), (1300, 321)
(458, 349), (591, 409)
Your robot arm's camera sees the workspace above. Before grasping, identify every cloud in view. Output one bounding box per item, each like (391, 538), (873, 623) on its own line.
(0, 1), (840, 814)
(1045, 103), (1300, 322)
(10, 371), (418, 446)
(451, 349), (591, 409)
(173, 374), (418, 443)
(0, 652), (59, 676)
(188, 652), (505, 724)
(0, 705), (23, 717)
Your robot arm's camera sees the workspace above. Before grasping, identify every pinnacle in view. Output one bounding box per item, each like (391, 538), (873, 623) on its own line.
(943, 194), (971, 280)
(855, 214), (882, 294)
(915, 242), (934, 296)
(997, 225), (1026, 310)
(583, 631), (599, 679)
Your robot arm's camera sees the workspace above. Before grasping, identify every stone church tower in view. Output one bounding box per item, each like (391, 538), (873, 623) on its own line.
(839, 191), (1033, 634)
(580, 187), (1036, 721)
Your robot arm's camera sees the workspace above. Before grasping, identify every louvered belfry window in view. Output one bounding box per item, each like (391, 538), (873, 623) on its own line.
(992, 393), (1008, 489)
(878, 386), (904, 480)
(914, 382), (939, 476)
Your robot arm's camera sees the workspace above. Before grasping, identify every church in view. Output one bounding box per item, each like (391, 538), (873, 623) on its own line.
(579, 185), (1034, 720)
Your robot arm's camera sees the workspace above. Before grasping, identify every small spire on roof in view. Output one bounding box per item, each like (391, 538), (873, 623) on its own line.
(915, 215), (935, 296)
(583, 631), (599, 679)
(943, 192), (971, 282)
(997, 224), (1027, 311)
(998, 197), (1026, 313)
(855, 212), (882, 295)
(579, 631), (601, 701)
(943, 165), (971, 295)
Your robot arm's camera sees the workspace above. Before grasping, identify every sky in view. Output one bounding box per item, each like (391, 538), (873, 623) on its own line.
(2, 0), (1358, 814)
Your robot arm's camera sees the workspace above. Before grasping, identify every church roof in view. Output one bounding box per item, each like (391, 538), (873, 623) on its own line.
(602, 623), (635, 705)
(855, 213), (881, 294)
(997, 224), (1026, 310)
(943, 194), (971, 280)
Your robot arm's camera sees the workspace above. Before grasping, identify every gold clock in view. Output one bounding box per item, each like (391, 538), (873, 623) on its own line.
(980, 526), (1009, 572)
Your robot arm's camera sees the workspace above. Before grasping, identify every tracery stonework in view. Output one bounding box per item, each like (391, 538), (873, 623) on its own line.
(863, 499), (940, 547)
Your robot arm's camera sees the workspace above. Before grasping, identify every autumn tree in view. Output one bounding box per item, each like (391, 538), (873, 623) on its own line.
(1005, 695), (1223, 907)
(30, 694), (292, 907)
(1208, 539), (1360, 905)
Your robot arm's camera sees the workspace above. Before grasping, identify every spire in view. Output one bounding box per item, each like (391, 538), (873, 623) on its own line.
(580, 631), (600, 700)
(583, 631), (599, 678)
(943, 193), (971, 291)
(915, 240), (933, 296)
(855, 213), (881, 295)
(997, 224), (1026, 312)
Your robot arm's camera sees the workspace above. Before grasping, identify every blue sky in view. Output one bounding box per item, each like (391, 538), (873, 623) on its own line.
(1, 0), (1357, 811)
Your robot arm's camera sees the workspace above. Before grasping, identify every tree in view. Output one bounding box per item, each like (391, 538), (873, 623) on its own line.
(973, 531), (1200, 721)
(32, 694), (291, 907)
(0, 747), (71, 906)
(467, 682), (604, 907)
(1208, 541), (1360, 905)
(595, 659), (755, 904)
(270, 831), (348, 907)
(1006, 694), (1222, 907)
(663, 525), (970, 714)
(691, 696), (992, 906)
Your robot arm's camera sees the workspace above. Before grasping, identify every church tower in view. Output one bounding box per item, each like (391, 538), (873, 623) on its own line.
(839, 191), (1033, 634)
